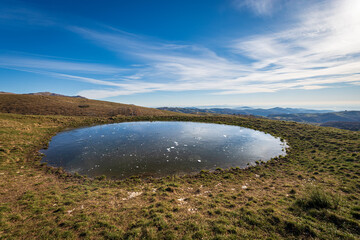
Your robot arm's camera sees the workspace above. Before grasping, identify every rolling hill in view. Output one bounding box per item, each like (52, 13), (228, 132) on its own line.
(269, 111), (360, 123)
(320, 121), (360, 131)
(158, 107), (360, 131)
(0, 93), (177, 117)
(157, 107), (333, 117)
(269, 111), (360, 131)
(26, 91), (86, 98)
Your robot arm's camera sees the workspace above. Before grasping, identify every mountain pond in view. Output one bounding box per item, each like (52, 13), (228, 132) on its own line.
(40, 121), (287, 179)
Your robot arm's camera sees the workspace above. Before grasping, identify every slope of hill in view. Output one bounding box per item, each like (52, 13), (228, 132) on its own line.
(269, 111), (360, 131)
(158, 107), (333, 117)
(320, 121), (360, 131)
(0, 94), (177, 117)
(269, 111), (360, 123)
(27, 92), (86, 98)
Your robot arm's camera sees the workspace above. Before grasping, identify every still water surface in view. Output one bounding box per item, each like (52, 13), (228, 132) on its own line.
(41, 121), (286, 179)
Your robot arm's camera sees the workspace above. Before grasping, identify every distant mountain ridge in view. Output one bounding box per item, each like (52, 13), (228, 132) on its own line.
(157, 107), (333, 117)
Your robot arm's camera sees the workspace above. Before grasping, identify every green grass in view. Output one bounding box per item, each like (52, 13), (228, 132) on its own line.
(0, 113), (359, 239)
(269, 111), (360, 124)
(295, 186), (340, 210)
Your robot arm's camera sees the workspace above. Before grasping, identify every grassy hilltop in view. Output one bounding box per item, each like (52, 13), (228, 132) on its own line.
(0, 93), (177, 117)
(0, 96), (359, 239)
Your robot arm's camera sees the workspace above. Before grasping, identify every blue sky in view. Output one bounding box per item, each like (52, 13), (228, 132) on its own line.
(0, 0), (359, 110)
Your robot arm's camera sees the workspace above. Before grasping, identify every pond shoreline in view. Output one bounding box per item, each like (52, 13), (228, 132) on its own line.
(40, 120), (287, 180)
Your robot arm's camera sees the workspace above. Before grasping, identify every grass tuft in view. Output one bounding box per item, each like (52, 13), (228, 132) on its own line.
(295, 186), (340, 210)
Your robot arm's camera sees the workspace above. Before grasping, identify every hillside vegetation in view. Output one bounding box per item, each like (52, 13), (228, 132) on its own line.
(0, 113), (359, 239)
(0, 94), (177, 117)
(269, 111), (360, 131)
(269, 111), (360, 123)
(159, 107), (360, 131)
(321, 121), (360, 131)
(158, 107), (332, 117)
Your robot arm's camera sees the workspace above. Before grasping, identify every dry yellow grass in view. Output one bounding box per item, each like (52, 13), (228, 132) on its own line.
(0, 94), (180, 117)
(1, 113), (359, 239)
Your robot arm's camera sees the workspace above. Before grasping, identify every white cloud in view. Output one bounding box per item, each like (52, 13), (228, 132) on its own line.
(68, 0), (360, 99)
(232, 0), (282, 16)
(0, 6), (55, 26)
(0, 55), (126, 74)
(1, 0), (359, 100)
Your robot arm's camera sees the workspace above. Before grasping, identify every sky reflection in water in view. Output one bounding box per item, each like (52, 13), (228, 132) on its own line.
(41, 121), (286, 179)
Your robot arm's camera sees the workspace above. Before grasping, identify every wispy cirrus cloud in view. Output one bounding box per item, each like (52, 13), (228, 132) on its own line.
(0, 4), (55, 27)
(232, 0), (283, 16)
(1, 0), (359, 100)
(0, 55), (127, 74)
(65, 0), (360, 99)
